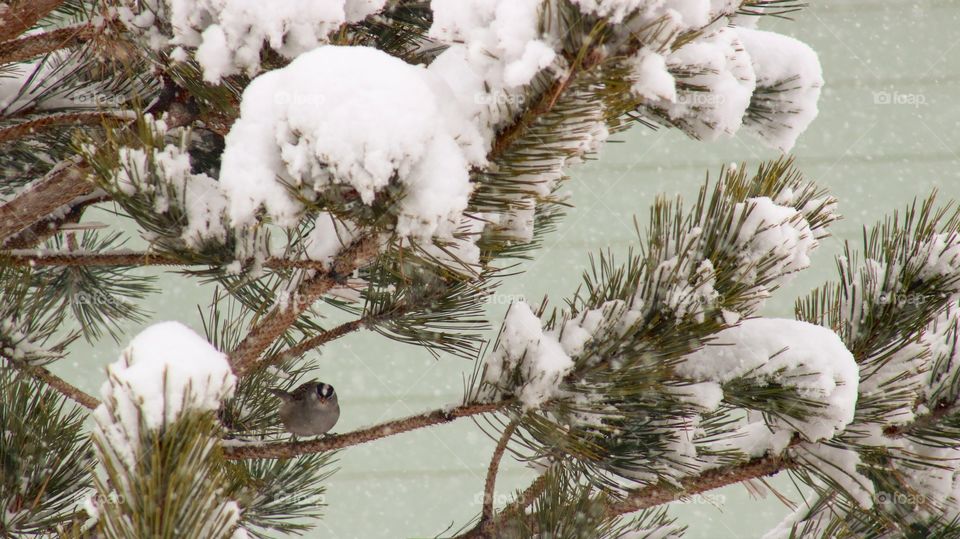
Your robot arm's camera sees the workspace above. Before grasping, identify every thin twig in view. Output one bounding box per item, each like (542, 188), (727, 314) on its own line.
(230, 235), (381, 376)
(505, 472), (549, 519)
(464, 448), (798, 538)
(222, 401), (509, 459)
(252, 317), (367, 373)
(457, 472), (548, 539)
(481, 420), (519, 526)
(3, 357), (99, 409)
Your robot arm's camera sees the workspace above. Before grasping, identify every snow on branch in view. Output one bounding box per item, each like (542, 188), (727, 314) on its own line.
(93, 321), (236, 466)
(115, 0), (388, 82)
(619, 4), (823, 150)
(739, 28), (824, 152)
(768, 198), (960, 537)
(677, 318), (859, 444)
(88, 321), (240, 537)
(82, 115), (236, 255)
(464, 159), (841, 497)
(478, 301), (575, 410)
(219, 46), (480, 240)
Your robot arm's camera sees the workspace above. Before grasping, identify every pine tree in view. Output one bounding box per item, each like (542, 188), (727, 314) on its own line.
(2, 1), (959, 538)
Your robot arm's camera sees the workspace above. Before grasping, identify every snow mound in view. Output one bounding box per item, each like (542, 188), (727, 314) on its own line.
(739, 28), (824, 152)
(429, 0), (556, 90)
(678, 317), (859, 442)
(93, 322), (236, 464)
(219, 46), (477, 240)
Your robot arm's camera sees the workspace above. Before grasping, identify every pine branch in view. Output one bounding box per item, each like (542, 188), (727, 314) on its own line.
(230, 235), (381, 376)
(0, 23), (95, 64)
(482, 420), (519, 525)
(2, 356), (99, 409)
(0, 0), (65, 42)
(0, 369), (92, 535)
(605, 448), (797, 516)
(466, 443), (799, 538)
(221, 402), (507, 460)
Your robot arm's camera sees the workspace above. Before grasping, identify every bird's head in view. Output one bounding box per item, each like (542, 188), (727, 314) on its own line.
(315, 382), (336, 403)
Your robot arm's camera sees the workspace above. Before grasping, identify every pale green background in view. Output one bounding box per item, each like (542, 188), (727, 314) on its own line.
(52, 1), (960, 537)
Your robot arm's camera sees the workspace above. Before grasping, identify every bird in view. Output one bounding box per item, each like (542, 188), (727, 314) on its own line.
(268, 381), (340, 436)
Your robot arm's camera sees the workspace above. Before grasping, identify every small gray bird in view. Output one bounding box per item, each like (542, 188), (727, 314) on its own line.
(268, 381), (340, 436)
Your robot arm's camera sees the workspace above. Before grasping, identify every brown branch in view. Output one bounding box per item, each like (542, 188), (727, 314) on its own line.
(605, 452), (796, 517)
(508, 473), (549, 516)
(4, 356), (99, 409)
(457, 471), (548, 539)
(0, 112), (128, 146)
(230, 235), (381, 376)
(2, 192), (109, 249)
(464, 437), (804, 539)
(0, 158), (95, 244)
(482, 420), (519, 526)
(0, 24), (95, 64)
(0, 0), (64, 42)
(222, 401), (509, 460)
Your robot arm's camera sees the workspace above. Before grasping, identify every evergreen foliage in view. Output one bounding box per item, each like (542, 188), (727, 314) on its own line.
(0, 1), (957, 538)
